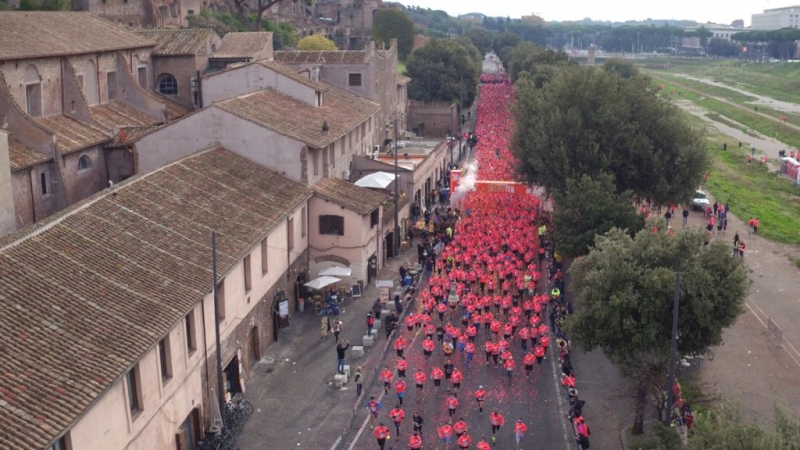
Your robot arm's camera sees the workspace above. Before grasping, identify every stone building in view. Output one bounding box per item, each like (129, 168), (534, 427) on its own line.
(275, 39), (408, 151)
(208, 31), (275, 72)
(72, 0), (203, 28)
(0, 146), (312, 450)
(0, 11), (190, 236)
(135, 28), (223, 109)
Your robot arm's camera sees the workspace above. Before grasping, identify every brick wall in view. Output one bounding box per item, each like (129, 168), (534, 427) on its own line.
(408, 100), (457, 139)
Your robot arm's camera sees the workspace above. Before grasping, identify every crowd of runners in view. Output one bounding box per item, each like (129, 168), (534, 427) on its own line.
(365, 74), (591, 450)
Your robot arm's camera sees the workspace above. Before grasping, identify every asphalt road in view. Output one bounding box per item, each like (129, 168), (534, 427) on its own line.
(349, 299), (575, 450)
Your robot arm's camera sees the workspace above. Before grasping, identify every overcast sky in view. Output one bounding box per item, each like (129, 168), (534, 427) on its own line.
(395, 0), (784, 27)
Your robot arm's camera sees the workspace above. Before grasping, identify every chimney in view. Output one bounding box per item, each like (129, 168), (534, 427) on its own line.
(0, 130), (18, 235)
(322, 121), (329, 135)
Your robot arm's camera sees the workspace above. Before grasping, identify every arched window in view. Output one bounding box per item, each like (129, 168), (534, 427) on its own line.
(77, 155), (92, 171)
(157, 74), (178, 96)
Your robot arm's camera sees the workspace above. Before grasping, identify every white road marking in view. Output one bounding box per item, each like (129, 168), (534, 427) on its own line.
(549, 346), (574, 450)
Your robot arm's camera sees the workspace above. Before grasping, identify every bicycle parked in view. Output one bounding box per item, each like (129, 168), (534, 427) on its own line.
(197, 427), (237, 450)
(224, 394), (254, 435)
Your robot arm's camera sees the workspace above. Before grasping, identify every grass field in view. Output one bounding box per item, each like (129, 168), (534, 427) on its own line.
(703, 132), (800, 245)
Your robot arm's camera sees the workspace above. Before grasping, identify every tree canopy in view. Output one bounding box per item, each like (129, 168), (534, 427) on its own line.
(372, 8), (415, 60)
(602, 58), (639, 79)
(466, 28), (494, 56)
(551, 173), (644, 257)
(296, 34), (337, 51)
(189, 11), (298, 49)
(233, 0), (312, 32)
(507, 42), (575, 83)
(512, 65), (709, 205)
(567, 225), (749, 433)
(406, 38), (480, 109)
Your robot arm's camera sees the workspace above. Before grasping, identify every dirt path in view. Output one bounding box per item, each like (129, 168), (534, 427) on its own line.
(672, 73), (800, 115)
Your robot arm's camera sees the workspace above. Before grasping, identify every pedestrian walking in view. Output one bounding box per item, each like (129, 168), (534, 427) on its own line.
(389, 405), (405, 437)
(514, 419), (528, 450)
(373, 422), (390, 450)
(354, 366), (364, 397)
(366, 313), (375, 336)
(333, 320), (343, 343)
(336, 339), (349, 374)
(682, 208), (689, 227)
(372, 298), (383, 321)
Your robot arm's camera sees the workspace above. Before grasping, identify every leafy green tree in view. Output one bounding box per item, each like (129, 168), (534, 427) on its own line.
(507, 42), (574, 83)
(551, 173), (644, 257)
(512, 66), (709, 205)
(706, 38), (740, 58)
(296, 34), (337, 50)
(406, 38), (479, 108)
(493, 31), (520, 58)
(466, 28), (494, 56)
(603, 58), (639, 79)
(566, 227), (749, 434)
(189, 11), (298, 48)
(372, 8), (415, 60)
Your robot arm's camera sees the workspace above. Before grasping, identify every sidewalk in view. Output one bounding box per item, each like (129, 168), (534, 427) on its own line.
(236, 247), (419, 450)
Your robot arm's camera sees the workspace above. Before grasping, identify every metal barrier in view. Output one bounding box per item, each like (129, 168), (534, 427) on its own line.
(767, 318), (783, 347)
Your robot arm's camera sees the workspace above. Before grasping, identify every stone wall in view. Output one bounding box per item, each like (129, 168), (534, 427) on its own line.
(408, 100), (457, 139)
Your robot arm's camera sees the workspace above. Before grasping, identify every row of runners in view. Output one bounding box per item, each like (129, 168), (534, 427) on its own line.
(364, 73), (591, 449)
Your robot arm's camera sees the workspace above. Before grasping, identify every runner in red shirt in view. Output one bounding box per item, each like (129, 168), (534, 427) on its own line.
(439, 423), (454, 446)
(394, 378), (406, 405)
(394, 336), (408, 357)
(414, 368), (426, 398)
(484, 340), (494, 363)
(422, 337), (435, 360)
(389, 405), (405, 437)
(504, 356), (516, 384)
(474, 385), (487, 413)
(453, 418), (468, 437)
(514, 419), (528, 450)
(490, 411), (505, 443)
(431, 366), (444, 388)
(451, 368), (463, 395)
(534, 345), (545, 367)
(518, 326), (530, 352)
(458, 432), (472, 449)
(447, 394), (459, 417)
(373, 423), (390, 450)
(381, 367), (393, 395)
(476, 437), (491, 450)
(524, 351), (536, 379)
(409, 432), (423, 449)
(540, 335), (550, 356)
(396, 357), (407, 378)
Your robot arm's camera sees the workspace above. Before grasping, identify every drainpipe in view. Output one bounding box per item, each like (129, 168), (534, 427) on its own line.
(28, 169), (36, 223)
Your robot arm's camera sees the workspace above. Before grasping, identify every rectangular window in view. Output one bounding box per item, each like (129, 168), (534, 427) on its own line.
(51, 435), (69, 450)
(260, 238), (268, 274)
(126, 365), (141, 412)
(40, 172), (48, 196)
(107, 72), (117, 100)
(319, 215), (345, 236)
(159, 336), (172, 380)
(370, 209), (379, 228)
(185, 311), (197, 353)
(243, 255), (252, 291)
(77, 74), (84, 94)
(137, 67), (147, 88)
(330, 146), (336, 168)
(301, 206), (307, 238)
(26, 83), (42, 116)
(217, 279), (226, 320)
(312, 149), (319, 176)
(288, 218), (295, 252)
(348, 73), (362, 86)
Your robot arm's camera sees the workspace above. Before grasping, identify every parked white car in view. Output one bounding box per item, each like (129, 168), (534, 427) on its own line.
(691, 190), (710, 210)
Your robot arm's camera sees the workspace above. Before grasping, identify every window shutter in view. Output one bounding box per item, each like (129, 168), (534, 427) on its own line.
(175, 432), (186, 450)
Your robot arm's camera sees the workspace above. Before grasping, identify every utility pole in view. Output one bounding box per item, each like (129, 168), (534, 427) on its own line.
(664, 272), (681, 425)
(211, 232), (226, 431)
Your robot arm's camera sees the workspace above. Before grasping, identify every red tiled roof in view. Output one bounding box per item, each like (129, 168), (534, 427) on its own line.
(275, 50), (366, 65)
(312, 177), (388, 214)
(0, 147), (311, 450)
(0, 12), (154, 60)
(106, 126), (161, 148)
(211, 32), (272, 60)
(256, 60), (330, 92)
(214, 86), (379, 149)
(135, 28), (215, 56)
(90, 101), (160, 131)
(34, 115), (109, 155)
(8, 138), (51, 172)
(154, 93), (192, 121)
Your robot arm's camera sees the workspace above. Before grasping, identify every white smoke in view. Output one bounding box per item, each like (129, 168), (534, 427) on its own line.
(450, 161), (479, 207)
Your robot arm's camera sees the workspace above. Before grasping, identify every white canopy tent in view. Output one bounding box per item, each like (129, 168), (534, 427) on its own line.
(304, 276), (341, 290)
(354, 171), (397, 189)
(319, 266), (352, 277)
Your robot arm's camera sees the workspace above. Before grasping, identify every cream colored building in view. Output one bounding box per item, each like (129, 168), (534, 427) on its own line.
(0, 146), (311, 450)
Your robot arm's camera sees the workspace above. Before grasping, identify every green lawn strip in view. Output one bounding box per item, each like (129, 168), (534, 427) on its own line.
(649, 71), (756, 103)
(695, 97), (800, 149)
(704, 133), (800, 245)
(704, 112), (749, 134)
(655, 80), (703, 101)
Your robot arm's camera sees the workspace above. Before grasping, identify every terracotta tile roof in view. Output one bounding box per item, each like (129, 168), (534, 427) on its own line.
(0, 12), (154, 60)
(397, 75), (411, 85)
(312, 177), (388, 214)
(107, 125), (161, 148)
(256, 60), (329, 92)
(135, 28), (214, 56)
(214, 86), (379, 149)
(90, 101), (160, 132)
(8, 138), (51, 172)
(0, 147), (311, 450)
(211, 32), (272, 60)
(274, 50), (366, 65)
(34, 115), (109, 155)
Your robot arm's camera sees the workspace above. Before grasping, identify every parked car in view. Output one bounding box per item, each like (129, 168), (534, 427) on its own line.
(691, 190), (710, 210)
